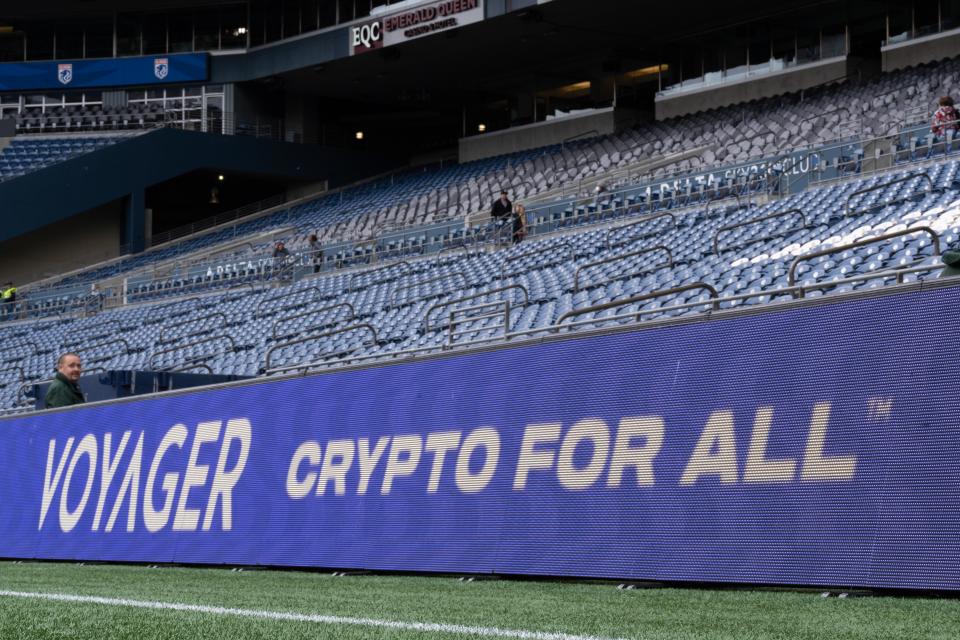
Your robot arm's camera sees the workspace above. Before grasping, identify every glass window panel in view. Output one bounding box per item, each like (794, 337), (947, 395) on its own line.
(821, 25), (846, 57)
(142, 14), (167, 54)
(250, 1), (267, 46)
(56, 23), (84, 59)
(319, 0), (337, 28)
(117, 13), (142, 55)
(84, 18), (113, 58)
(944, 0), (960, 30)
(302, 0), (319, 32)
(796, 30), (819, 63)
(338, 0), (355, 23)
(888, 6), (912, 41)
(265, 3), (282, 42)
(283, 0), (301, 38)
(26, 22), (55, 60)
(169, 11), (193, 52)
(220, 4), (247, 48)
(195, 8), (219, 50)
(0, 33), (24, 62)
(915, 0), (940, 35)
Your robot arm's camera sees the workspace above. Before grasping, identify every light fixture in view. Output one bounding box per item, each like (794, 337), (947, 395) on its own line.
(218, 174), (225, 181)
(233, 27), (247, 36)
(478, 123), (486, 133)
(355, 130), (364, 140)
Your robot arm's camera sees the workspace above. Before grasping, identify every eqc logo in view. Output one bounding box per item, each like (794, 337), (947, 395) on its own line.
(350, 20), (382, 54)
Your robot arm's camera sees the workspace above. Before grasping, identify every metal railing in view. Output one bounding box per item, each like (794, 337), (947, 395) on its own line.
(558, 282), (720, 325)
(844, 172), (936, 217)
(390, 271), (468, 309)
(445, 300), (516, 346)
(148, 334), (237, 370)
(574, 246), (673, 292)
(255, 286), (326, 319)
(788, 226), (941, 287)
(605, 212), (678, 250)
(264, 323), (379, 373)
(61, 319), (122, 348)
(0, 341), (39, 362)
(347, 260), (412, 292)
(424, 284), (529, 333)
(271, 302), (356, 340)
(713, 208), (807, 256)
(159, 312), (228, 345)
(0, 365), (25, 386)
(74, 338), (131, 364)
(500, 242), (575, 279)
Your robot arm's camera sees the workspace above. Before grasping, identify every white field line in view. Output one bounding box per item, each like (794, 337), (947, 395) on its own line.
(0, 590), (634, 640)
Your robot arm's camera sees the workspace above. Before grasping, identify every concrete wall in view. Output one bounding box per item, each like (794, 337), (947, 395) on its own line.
(0, 201), (122, 284)
(655, 57), (852, 121)
(882, 28), (960, 72)
(458, 107), (640, 162)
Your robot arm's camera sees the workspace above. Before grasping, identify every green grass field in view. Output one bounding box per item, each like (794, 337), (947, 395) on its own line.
(0, 561), (956, 640)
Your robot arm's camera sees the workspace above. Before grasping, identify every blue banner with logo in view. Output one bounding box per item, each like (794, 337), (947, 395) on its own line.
(1, 285), (959, 590)
(0, 53), (208, 91)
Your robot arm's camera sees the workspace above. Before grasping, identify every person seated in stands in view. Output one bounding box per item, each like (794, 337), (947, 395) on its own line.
(491, 190), (512, 219)
(512, 204), (527, 244)
(308, 234), (323, 273)
(45, 353), (85, 408)
(273, 240), (292, 259)
(932, 96), (959, 139)
(939, 248), (960, 278)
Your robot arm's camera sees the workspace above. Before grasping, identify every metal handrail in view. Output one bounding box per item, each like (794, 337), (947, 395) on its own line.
(424, 284), (529, 332)
(558, 282), (720, 325)
(255, 285), (325, 319)
(844, 172), (935, 217)
(561, 129), (600, 150)
(390, 271), (467, 309)
(62, 319), (121, 348)
(347, 260), (412, 292)
(148, 334), (237, 369)
(73, 338), (131, 361)
(705, 193), (745, 218)
(788, 226), (941, 286)
(605, 211), (678, 249)
(713, 208), (808, 256)
(159, 312), (227, 344)
(169, 363), (215, 374)
(145, 296), (202, 324)
(0, 340), (38, 360)
(500, 242), (574, 278)
(264, 323), (379, 372)
(446, 301), (513, 346)
(574, 245), (673, 292)
(271, 302), (356, 339)
(266, 262), (946, 377)
(0, 365), (25, 385)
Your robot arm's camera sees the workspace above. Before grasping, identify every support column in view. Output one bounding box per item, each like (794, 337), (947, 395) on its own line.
(125, 189), (146, 254)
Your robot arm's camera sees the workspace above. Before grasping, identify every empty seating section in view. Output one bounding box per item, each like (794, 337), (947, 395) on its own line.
(1, 158), (959, 412)
(19, 56), (960, 303)
(14, 103), (167, 133)
(0, 136), (123, 181)
(4, 58), (960, 412)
